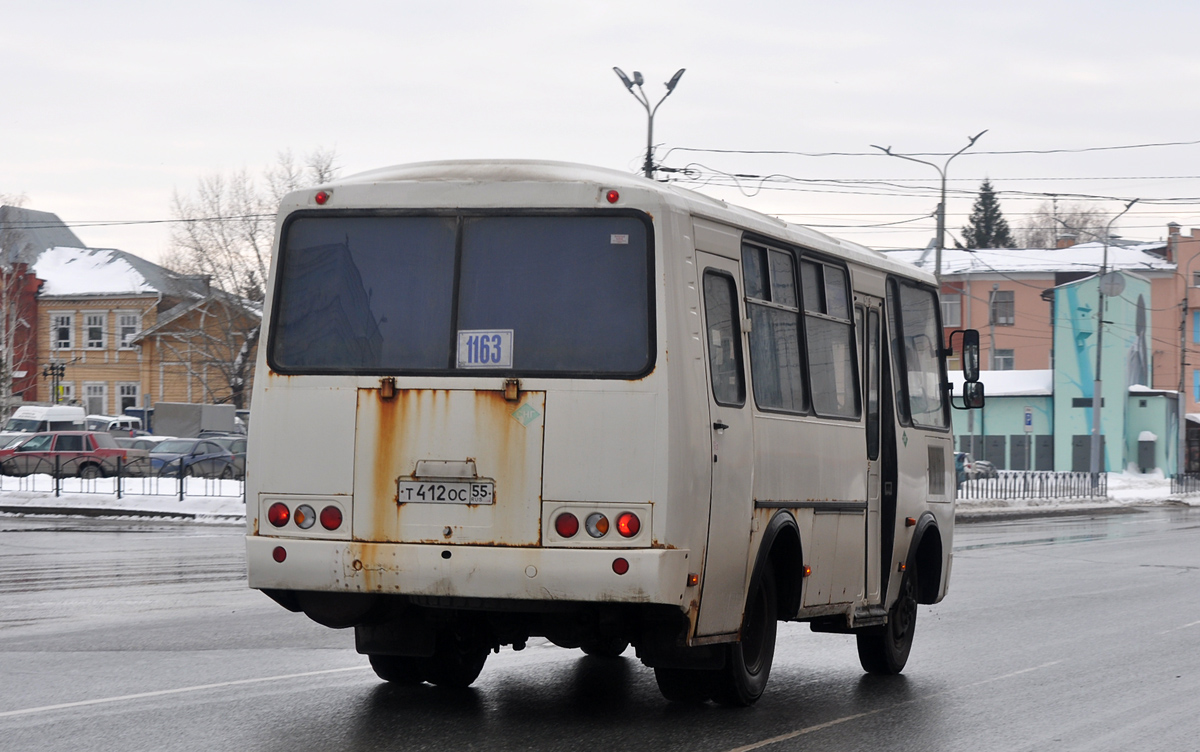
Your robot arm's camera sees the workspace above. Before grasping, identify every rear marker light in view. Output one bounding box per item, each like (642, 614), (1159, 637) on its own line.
(606, 189), (619, 204)
(687, 573), (699, 587)
(585, 513), (609, 538)
(612, 558), (629, 575)
(294, 504), (316, 529)
(554, 512), (579, 538)
(272, 546), (287, 563)
(802, 565), (812, 578)
(267, 502), (290, 527)
(315, 190), (330, 205)
(616, 512), (640, 538)
(320, 505), (343, 530)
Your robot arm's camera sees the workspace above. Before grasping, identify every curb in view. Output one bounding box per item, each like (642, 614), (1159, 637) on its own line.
(955, 504), (1149, 523)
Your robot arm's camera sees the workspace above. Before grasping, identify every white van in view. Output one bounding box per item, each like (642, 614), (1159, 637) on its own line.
(0, 404), (87, 447)
(85, 414), (144, 435)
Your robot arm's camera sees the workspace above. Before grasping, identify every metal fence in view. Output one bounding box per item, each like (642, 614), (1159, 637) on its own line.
(1171, 473), (1200, 495)
(956, 470), (1107, 501)
(0, 458), (244, 500)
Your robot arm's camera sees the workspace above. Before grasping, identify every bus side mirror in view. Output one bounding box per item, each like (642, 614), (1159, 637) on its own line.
(963, 381), (985, 409)
(957, 329), (980, 382)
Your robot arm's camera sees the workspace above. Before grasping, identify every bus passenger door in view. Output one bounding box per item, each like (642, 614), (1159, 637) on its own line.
(695, 254), (755, 637)
(859, 299), (883, 604)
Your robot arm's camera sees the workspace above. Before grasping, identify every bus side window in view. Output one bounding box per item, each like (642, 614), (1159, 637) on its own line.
(800, 260), (860, 418)
(742, 244), (806, 413)
(703, 271), (746, 407)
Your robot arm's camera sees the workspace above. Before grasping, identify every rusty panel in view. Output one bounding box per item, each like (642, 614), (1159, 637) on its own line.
(353, 388), (545, 546)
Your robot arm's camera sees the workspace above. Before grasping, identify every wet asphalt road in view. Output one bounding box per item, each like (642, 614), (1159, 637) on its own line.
(0, 508), (1198, 752)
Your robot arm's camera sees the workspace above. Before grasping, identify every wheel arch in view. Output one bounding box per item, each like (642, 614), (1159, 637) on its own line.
(750, 510), (804, 619)
(909, 512), (944, 605)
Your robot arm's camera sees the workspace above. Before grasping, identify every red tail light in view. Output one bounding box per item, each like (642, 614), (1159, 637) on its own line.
(267, 502), (290, 527)
(612, 557), (629, 575)
(616, 512), (640, 538)
(554, 512), (579, 538)
(272, 546), (287, 562)
(320, 505), (343, 530)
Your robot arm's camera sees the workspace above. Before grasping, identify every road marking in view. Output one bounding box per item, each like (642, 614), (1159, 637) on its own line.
(1159, 619), (1200, 635)
(0, 666), (372, 719)
(726, 661), (1063, 752)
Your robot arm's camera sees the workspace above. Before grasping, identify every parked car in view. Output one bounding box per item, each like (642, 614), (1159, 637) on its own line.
(973, 459), (999, 479)
(114, 435), (177, 452)
(86, 414), (146, 436)
(0, 431), (151, 478)
(207, 435), (246, 479)
(150, 438), (237, 479)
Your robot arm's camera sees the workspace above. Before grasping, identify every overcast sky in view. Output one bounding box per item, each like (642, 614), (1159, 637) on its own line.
(4, 1), (1200, 263)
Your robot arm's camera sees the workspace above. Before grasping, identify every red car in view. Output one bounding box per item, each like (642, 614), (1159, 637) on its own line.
(0, 431), (150, 478)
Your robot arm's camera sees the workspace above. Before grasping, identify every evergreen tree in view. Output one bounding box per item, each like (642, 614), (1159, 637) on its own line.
(962, 179), (1015, 248)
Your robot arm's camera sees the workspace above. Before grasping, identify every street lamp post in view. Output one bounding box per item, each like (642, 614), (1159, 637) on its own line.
(870, 131), (987, 281)
(42, 361), (65, 405)
(613, 67), (686, 179)
(1088, 199), (1139, 479)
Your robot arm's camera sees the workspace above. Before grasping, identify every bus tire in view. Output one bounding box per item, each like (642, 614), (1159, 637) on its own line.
(368, 654), (424, 685)
(711, 567), (778, 707)
(580, 637), (629, 658)
(857, 561), (918, 675)
(653, 667), (713, 704)
(418, 632), (489, 689)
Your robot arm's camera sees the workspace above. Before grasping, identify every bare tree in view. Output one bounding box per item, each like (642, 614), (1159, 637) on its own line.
(1020, 200), (1109, 248)
(0, 194), (40, 418)
(163, 148), (341, 408)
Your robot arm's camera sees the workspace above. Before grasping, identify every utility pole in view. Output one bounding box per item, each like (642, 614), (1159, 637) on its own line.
(871, 131), (987, 282)
(1088, 199), (1139, 481)
(613, 67), (686, 179)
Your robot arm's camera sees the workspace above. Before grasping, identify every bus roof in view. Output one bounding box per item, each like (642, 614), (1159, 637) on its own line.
(297, 160), (937, 286)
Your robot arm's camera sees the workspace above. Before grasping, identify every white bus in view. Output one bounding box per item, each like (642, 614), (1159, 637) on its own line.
(246, 161), (981, 706)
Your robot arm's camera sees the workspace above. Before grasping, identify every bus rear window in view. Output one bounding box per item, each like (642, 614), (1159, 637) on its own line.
(269, 213), (654, 377)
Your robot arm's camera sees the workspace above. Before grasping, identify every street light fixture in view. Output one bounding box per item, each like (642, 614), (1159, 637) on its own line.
(870, 131), (988, 282)
(42, 361), (65, 405)
(613, 67), (686, 179)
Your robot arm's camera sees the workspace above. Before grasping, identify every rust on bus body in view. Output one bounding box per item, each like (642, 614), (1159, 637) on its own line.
(354, 386), (546, 553)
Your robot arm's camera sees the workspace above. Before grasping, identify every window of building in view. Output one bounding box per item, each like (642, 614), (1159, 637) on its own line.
(52, 314), (73, 350)
(86, 314), (105, 349)
(990, 290), (1015, 326)
(940, 293), (962, 328)
(118, 313), (140, 349)
(992, 349), (1015, 370)
(84, 383), (107, 415)
(57, 382), (75, 403)
(1192, 270), (1200, 287)
(118, 383), (140, 413)
(742, 244), (806, 413)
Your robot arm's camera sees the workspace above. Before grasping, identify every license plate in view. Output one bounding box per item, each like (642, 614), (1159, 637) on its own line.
(397, 480), (494, 505)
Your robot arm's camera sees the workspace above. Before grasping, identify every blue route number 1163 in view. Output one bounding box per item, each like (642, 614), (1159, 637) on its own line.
(457, 329), (514, 369)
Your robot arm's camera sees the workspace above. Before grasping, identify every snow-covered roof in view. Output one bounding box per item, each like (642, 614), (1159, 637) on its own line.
(886, 240), (1170, 276)
(33, 246), (209, 299)
(950, 369), (1053, 396)
(1139, 431), (1158, 442)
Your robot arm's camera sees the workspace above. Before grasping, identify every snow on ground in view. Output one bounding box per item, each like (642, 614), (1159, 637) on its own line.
(0, 471), (1195, 524)
(0, 474), (245, 523)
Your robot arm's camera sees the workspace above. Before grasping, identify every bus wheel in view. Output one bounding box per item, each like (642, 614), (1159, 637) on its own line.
(712, 567), (778, 707)
(653, 667), (713, 704)
(580, 637), (629, 658)
(857, 561), (918, 675)
(418, 632), (489, 688)
(368, 654), (424, 685)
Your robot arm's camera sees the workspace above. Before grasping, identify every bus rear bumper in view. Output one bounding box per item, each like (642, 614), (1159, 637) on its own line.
(247, 536), (692, 606)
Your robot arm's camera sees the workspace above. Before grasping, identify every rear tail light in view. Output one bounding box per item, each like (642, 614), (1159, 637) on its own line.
(294, 504), (316, 529)
(612, 557), (629, 575)
(320, 505), (343, 530)
(272, 546), (287, 562)
(267, 502), (290, 527)
(554, 512), (579, 538)
(616, 512), (640, 538)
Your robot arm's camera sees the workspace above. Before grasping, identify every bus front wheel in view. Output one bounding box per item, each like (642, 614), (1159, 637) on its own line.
(857, 561), (918, 675)
(711, 567), (778, 707)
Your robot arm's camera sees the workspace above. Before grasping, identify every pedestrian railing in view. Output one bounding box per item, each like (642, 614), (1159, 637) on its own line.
(1170, 473), (1200, 495)
(957, 471), (1107, 501)
(0, 456), (244, 500)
